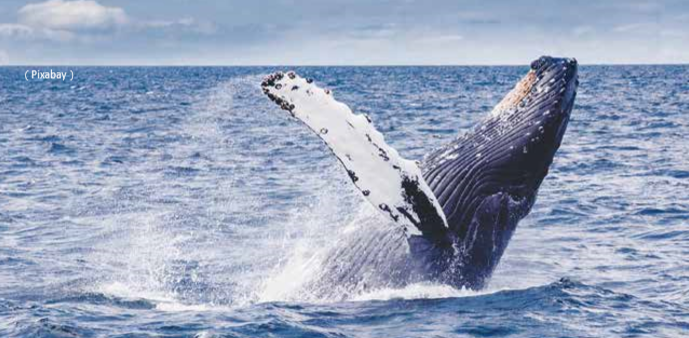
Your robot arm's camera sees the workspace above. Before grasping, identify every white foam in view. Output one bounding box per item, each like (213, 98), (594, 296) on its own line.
(351, 283), (470, 301)
(348, 281), (532, 302)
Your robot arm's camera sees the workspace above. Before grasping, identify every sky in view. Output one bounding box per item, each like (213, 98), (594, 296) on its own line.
(0, 0), (688, 65)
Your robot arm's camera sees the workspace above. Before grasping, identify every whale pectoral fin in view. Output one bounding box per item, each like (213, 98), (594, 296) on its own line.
(261, 71), (449, 241)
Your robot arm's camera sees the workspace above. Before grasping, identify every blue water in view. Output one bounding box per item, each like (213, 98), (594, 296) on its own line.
(1, 65), (688, 337)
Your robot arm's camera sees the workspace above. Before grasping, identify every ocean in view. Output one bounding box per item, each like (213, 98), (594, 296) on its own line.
(1, 65), (688, 337)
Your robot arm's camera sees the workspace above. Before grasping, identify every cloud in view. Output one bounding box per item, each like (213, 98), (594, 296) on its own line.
(141, 17), (217, 35)
(2, 0), (688, 65)
(0, 23), (34, 38)
(18, 0), (128, 31)
(0, 0), (215, 44)
(0, 0), (125, 42)
(0, 23), (75, 42)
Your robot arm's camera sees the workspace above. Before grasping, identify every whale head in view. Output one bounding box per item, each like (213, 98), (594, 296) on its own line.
(485, 55), (579, 196)
(421, 56), (578, 288)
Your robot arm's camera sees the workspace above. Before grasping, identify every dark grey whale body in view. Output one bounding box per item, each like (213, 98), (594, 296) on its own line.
(262, 56), (579, 297)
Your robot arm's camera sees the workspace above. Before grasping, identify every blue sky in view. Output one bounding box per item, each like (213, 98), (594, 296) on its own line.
(0, 0), (688, 65)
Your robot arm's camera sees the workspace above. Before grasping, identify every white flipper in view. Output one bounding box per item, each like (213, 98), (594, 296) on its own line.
(261, 72), (449, 238)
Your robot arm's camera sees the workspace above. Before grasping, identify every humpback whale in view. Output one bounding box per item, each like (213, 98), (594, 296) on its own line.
(261, 56), (578, 296)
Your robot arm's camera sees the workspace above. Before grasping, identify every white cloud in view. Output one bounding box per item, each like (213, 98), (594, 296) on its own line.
(0, 0), (214, 44)
(0, 0), (125, 42)
(0, 23), (75, 42)
(144, 17), (195, 29)
(0, 23), (34, 38)
(18, 0), (128, 31)
(141, 17), (217, 35)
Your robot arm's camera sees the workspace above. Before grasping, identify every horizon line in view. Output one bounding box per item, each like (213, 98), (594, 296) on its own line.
(3, 62), (689, 67)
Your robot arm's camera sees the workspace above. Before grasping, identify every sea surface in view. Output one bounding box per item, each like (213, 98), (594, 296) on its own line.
(1, 65), (688, 337)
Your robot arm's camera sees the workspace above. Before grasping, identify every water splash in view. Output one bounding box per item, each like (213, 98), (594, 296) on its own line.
(89, 75), (360, 308)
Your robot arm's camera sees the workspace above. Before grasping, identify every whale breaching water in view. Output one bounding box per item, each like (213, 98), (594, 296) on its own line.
(261, 56), (578, 297)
